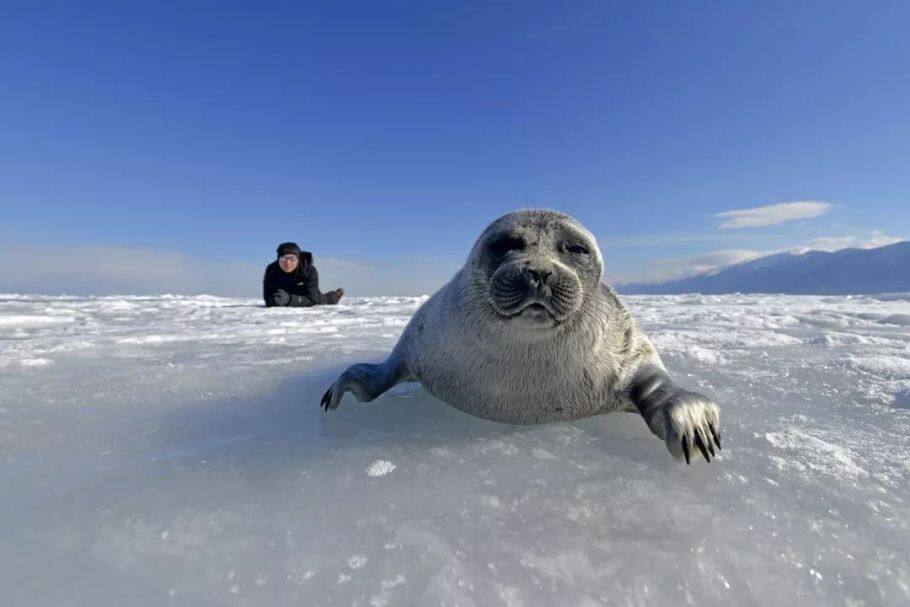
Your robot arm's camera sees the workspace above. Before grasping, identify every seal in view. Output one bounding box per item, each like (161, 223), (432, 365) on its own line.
(321, 210), (721, 463)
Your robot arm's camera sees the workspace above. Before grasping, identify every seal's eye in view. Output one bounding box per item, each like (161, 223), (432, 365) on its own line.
(565, 243), (590, 255)
(488, 236), (526, 256)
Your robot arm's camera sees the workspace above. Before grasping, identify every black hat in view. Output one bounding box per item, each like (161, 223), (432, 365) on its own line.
(276, 242), (301, 257)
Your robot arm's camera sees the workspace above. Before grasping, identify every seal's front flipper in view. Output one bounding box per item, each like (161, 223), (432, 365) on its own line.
(657, 394), (721, 463)
(321, 355), (411, 411)
(627, 364), (721, 463)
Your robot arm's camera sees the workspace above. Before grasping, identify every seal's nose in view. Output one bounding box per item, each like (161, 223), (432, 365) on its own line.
(524, 267), (553, 287)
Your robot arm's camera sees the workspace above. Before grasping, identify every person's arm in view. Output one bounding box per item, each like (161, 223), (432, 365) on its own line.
(270, 288), (319, 307)
(306, 264), (345, 304)
(263, 269), (279, 307)
(301, 265), (327, 305)
(264, 267), (316, 307)
(269, 266), (321, 307)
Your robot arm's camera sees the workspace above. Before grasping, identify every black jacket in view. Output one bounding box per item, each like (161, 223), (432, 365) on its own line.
(263, 251), (332, 307)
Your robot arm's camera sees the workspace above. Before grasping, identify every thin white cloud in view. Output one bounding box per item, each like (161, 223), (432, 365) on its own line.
(655, 249), (763, 272)
(610, 249), (762, 284)
(792, 230), (903, 253)
(599, 233), (726, 248)
(612, 229), (905, 285)
(713, 201), (832, 229)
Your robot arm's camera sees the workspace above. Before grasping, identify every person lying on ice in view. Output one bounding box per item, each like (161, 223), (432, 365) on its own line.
(263, 242), (344, 307)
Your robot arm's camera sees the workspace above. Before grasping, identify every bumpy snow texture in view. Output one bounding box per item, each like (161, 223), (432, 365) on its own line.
(1, 293), (909, 606)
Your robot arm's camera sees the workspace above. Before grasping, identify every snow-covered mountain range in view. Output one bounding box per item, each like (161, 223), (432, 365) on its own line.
(620, 241), (910, 295)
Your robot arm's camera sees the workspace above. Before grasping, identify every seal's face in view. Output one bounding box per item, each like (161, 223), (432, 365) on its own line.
(472, 211), (604, 331)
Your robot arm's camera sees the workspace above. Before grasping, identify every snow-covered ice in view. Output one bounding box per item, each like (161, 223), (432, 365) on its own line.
(1, 293), (909, 606)
(366, 460), (397, 477)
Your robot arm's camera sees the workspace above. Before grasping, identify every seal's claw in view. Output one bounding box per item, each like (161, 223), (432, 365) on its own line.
(694, 431), (711, 462)
(703, 427), (716, 458)
(320, 387), (332, 411)
(709, 423), (721, 449)
(681, 436), (691, 465)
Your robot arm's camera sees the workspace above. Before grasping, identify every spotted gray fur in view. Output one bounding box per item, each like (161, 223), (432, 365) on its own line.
(321, 210), (721, 463)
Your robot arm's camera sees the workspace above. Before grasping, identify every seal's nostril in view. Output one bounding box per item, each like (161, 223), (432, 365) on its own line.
(524, 268), (553, 286)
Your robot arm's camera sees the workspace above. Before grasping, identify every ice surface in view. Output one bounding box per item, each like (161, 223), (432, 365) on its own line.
(1, 293), (909, 606)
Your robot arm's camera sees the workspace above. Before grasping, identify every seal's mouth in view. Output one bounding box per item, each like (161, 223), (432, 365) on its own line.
(514, 302), (554, 317)
(500, 301), (561, 327)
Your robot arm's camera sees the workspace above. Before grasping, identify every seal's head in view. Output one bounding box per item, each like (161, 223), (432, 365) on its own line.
(467, 210), (604, 331)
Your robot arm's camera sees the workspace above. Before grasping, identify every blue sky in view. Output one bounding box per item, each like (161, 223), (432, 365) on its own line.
(2, 1), (909, 295)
